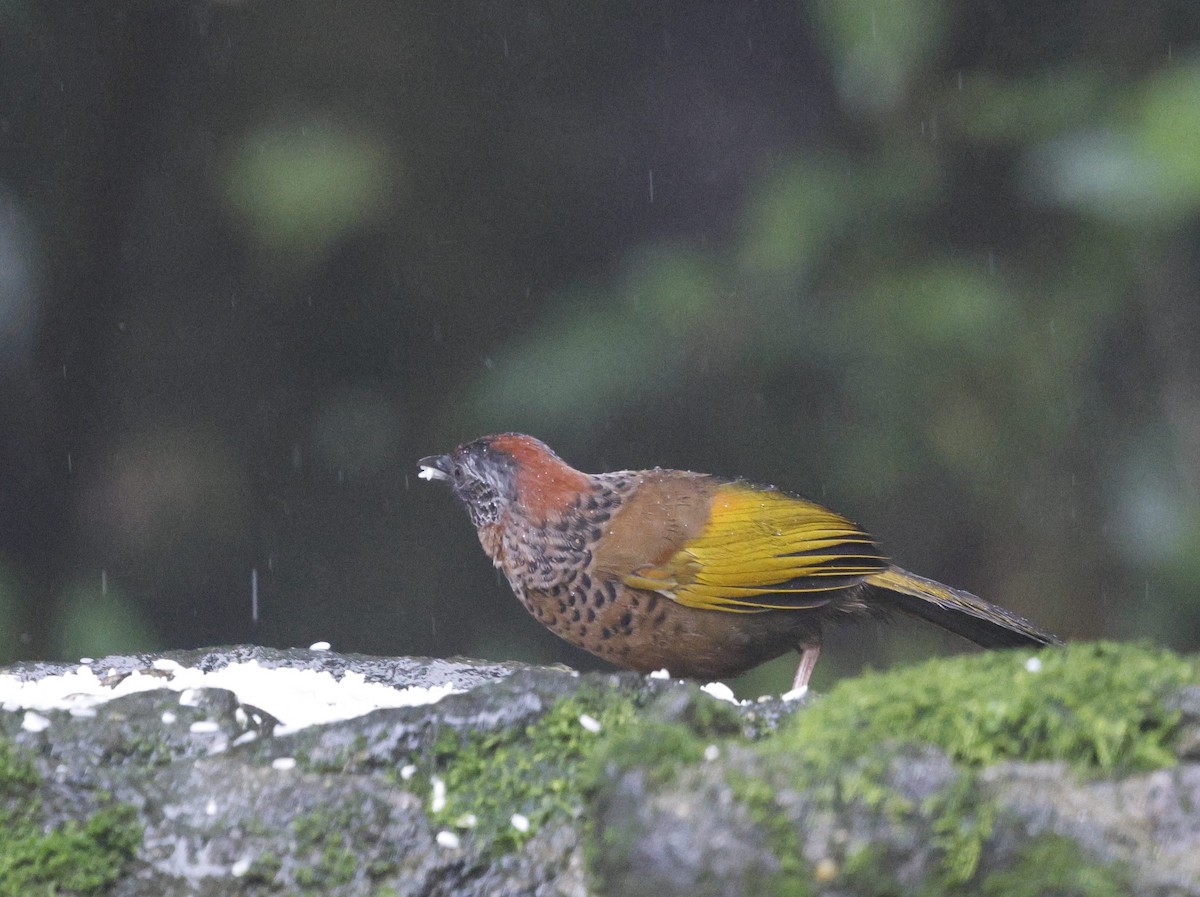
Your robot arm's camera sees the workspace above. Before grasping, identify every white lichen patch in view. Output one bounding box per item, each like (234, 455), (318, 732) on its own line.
(0, 659), (461, 735)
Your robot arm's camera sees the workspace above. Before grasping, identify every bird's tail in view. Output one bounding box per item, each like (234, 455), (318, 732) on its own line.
(865, 566), (1061, 648)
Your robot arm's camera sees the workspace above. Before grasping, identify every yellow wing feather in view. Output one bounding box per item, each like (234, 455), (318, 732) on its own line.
(623, 484), (888, 613)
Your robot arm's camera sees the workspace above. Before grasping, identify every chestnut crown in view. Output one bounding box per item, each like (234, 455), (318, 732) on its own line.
(418, 433), (589, 527)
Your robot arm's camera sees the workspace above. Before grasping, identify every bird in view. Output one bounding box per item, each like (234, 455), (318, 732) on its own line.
(418, 433), (1061, 690)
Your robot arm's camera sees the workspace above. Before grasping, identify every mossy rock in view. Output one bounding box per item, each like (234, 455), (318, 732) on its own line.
(0, 642), (1197, 896)
(583, 641), (1200, 896)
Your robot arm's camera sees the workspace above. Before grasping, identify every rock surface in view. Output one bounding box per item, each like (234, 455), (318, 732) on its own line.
(0, 642), (1197, 896)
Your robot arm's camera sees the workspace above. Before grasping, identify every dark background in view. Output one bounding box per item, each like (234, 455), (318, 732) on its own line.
(2, 1), (1198, 695)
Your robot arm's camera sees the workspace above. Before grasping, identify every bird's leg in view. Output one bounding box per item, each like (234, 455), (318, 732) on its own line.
(792, 641), (821, 692)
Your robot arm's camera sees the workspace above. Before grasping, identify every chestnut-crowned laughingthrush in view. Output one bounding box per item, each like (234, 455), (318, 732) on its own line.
(419, 434), (1061, 688)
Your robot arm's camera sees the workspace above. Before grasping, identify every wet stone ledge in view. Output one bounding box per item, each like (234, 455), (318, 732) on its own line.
(0, 642), (1197, 896)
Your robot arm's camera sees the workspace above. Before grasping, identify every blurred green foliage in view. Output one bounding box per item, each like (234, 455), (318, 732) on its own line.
(0, 2), (1197, 688)
(224, 119), (395, 264)
(55, 582), (161, 661)
(814, 0), (950, 116)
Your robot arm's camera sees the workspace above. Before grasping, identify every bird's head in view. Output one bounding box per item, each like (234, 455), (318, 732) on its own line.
(418, 433), (590, 528)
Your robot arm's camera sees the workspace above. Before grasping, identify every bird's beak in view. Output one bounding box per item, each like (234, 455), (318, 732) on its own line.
(417, 454), (453, 482)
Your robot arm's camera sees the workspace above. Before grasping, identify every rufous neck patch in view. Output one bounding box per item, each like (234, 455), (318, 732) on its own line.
(489, 434), (590, 519)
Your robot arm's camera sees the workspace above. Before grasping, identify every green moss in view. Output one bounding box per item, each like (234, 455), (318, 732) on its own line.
(0, 738), (39, 817)
(420, 688), (639, 852)
(0, 777), (142, 897)
(981, 834), (1132, 897)
(923, 773), (997, 887)
(295, 865), (319, 887)
(241, 851), (282, 885)
(0, 739), (141, 895)
(746, 643), (1194, 893)
(727, 772), (814, 897)
(667, 689), (744, 738)
(840, 781), (1008, 892)
(582, 717), (706, 787)
(292, 805), (356, 848)
(841, 844), (907, 896)
(774, 642), (1195, 776)
(290, 806), (362, 889)
(240, 815), (273, 838)
(120, 731), (176, 767)
(315, 845), (357, 886)
(577, 712), (712, 887)
(749, 746), (1004, 892)
(366, 857), (397, 878)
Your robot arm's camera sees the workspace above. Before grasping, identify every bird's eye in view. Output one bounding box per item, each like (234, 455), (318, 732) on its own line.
(453, 464), (465, 479)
